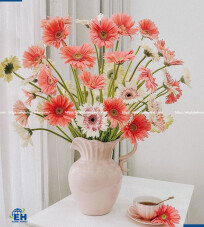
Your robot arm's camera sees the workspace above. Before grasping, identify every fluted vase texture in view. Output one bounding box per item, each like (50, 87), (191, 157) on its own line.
(68, 137), (122, 216)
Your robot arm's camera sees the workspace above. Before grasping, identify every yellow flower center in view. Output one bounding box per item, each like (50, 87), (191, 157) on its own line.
(161, 214), (167, 220)
(110, 109), (118, 117)
(55, 31), (63, 39)
(74, 53), (83, 60)
(100, 31), (107, 39)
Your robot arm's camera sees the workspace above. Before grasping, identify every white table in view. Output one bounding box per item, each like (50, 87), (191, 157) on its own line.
(27, 176), (194, 227)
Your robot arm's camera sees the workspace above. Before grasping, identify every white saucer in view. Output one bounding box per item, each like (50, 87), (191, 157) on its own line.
(127, 205), (164, 226)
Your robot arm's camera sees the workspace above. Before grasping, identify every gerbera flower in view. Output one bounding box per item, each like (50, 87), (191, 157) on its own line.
(151, 114), (174, 133)
(38, 65), (58, 96)
(0, 56), (21, 82)
(41, 16), (71, 48)
(23, 45), (45, 69)
(137, 19), (159, 40)
(154, 40), (166, 56)
(60, 43), (96, 70)
(79, 71), (105, 90)
(13, 122), (33, 147)
(13, 100), (30, 127)
(121, 114), (151, 144)
(35, 101), (45, 126)
(76, 13), (104, 28)
(104, 50), (135, 64)
(163, 48), (183, 66)
(138, 66), (158, 92)
(181, 67), (191, 87)
(166, 80), (182, 104)
(148, 95), (162, 114)
(22, 74), (38, 85)
(138, 41), (160, 61)
(116, 81), (145, 104)
(43, 95), (76, 127)
(104, 98), (130, 128)
(112, 13), (138, 38)
(89, 17), (118, 48)
(76, 103), (108, 138)
(22, 88), (39, 106)
(151, 205), (180, 227)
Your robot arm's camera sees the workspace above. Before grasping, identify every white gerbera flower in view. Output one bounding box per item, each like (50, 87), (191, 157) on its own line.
(138, 40), (160, 62)
(76, 14), (104, 28)
(13, 122), (33, 147)
(116, 80), (145, 104)
(148, 95), (162, 114)
(76, 103), (108, 138)
(35, 102), (45, 126)
(181, 68), (191, 87)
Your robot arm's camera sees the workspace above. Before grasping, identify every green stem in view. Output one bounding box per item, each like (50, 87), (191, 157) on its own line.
(90, 89), (94, 105)
(94, 45), (100, 74)
(36, 94), (48, 101)
(152, 65), (167, 75)
(145, 59), (152, 68)
(101, 46), (105, 74)
(129, 56), (146, 82)
(112, 131), (123, 141)
(83, 86), (87, 102)
(56, 126), (72, 141)
(115, 40), (119, 51)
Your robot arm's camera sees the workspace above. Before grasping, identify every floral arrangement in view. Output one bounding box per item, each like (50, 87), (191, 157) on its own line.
(0, 13), (191, 147)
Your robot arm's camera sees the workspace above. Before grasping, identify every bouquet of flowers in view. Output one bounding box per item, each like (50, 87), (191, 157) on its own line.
(0, 13), (191, 147)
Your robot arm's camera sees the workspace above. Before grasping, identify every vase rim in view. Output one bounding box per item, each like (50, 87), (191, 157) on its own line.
(72, 137), (120, 145)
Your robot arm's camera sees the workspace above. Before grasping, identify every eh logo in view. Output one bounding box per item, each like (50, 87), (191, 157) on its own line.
(9, 208), (27, 223)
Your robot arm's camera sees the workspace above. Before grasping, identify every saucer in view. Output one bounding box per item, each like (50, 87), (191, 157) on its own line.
(127, 205), (163, 226)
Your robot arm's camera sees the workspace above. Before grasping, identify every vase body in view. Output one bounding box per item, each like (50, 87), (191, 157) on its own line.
(68, 137), (122, 216)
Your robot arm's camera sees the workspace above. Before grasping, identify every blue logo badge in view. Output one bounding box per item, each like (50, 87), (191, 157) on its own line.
(9, 208), (27, 223)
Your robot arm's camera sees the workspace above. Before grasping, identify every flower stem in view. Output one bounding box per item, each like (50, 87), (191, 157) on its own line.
(36, 94), (48, 101)
(152, 65), (167, 75)
(83, 86), (87, 102)
(90, 89), (94, 105)
(94, 45), (100, 74)
(145, 59), (152, 68)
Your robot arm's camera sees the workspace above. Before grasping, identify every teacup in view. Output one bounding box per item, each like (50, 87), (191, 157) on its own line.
(133, 196), (163, 220)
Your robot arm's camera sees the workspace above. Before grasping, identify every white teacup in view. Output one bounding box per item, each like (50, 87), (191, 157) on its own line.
(133, 196), (163, 220)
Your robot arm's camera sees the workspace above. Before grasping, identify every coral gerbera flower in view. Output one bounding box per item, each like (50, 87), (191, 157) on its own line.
(60, 43), (96, 70)
(89, 17), (118, 48)
(163, 48), (183, 66)
(13, 100), (30, 127)
(0, 56), (21, 82)
(38, 65), (58, 96)
(138, 66), (158, 92)
(76, 103), (108, 138)
(154, 40), (166, 56)
(104, 98), (130, 128)
(104, 50), (135, 64)
(121, 114), (151, 144)
(22, 88), (39, 106)
(137, 19), (159, 40)
(151, 205), (180, 227)
(166, 80), (182, 104)
(23, 45), (45, 69)
(79, 71), (105, 90)
(112, 13), (138, 38)
(43, 95), (75, 127)
(41, 16), (71, 48)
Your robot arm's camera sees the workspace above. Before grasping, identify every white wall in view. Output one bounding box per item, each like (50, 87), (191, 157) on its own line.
(128, 0), (204, 224)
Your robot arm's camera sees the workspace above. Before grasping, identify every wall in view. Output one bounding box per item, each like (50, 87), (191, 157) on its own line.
(128, 0), (204, 224)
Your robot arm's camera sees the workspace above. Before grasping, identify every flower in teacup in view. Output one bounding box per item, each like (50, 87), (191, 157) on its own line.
(13, 122), (33, 147)
(137, 19), (159, 40)
(13, 100), (30, 127)
(60, 43), (96, 70)
(151, 205), (180, 227)
(138, 41), (160, 62)
(104, 98), (130, 128)
(122, 114), (151, 144)
(181, 67), (191, 87)
(41, 16), (71, 48)
(138, 66), (158, 92)
(79, 71), (106, 90)
(0, 56), (21, 82)
(112, 13), (138, 39)
(38, 65), (58, 96)
(104, 50), (135, 64)
(89, 17), (118, 48)
(76, 103), (108, 138)
(116, 81), (145, 104)
(43, 95), (76, 127)
(23, 45), (45, 69)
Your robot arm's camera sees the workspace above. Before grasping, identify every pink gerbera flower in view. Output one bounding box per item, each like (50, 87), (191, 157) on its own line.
(13, 100), (30, 127)
(104, 50), (135, 64)
(137, 19), (159, 40)
(43, 95), (76, 127)
(60, 43), (96, 70)
(163, 48), (183, 66)
(41, 16), (71, 48)
(79, 71), (105, 90)
(38, 65), (58, 96)
(154, 40), (166, 56)
(89, 17), (118, 48)
(166, 80), (182, 104)
(122, 114), (151, 144)
(138, 66), (158, 92)
(112, 13), (138, 38)
(22, 89), (36, 106)
(151, 205), (180, 227)
(104, 98), (130, 128)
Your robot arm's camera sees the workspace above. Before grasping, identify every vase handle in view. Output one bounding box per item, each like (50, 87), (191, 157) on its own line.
(118, 138), (138, 173)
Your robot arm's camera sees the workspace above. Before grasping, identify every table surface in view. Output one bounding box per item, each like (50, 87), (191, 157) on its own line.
(27, 176), (194, 227)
